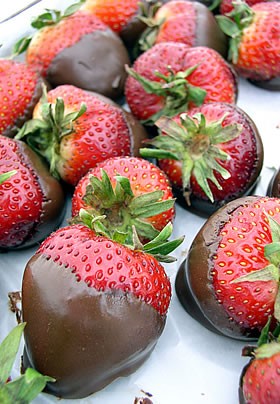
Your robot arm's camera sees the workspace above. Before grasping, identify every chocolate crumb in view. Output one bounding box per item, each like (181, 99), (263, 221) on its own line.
(8, 291), (22, 324)
(134, 398), (153, 404)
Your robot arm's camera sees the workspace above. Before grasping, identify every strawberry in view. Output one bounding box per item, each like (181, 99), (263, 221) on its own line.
(125, 43), (238, 125)
(0, 59), (44, 138)
(0, 135), (65, 250)
(219, 0), (271, 16)
(21, 221), (183, 398)
(240, 319), (280, 403)
(16, 85), (138, 186)
(80, 0), (140, 33)
(140, 102), (263, 215)
(137, 0), (227, 58)
(216, 1), (280, 89)
(72, 156), (175, 243)
(175, 196), (280, 340)
(267, 167), (280, 198)
(15, 3), (130, 99)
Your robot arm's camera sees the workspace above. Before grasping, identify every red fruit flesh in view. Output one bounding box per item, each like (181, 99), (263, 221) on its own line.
(0, 137), (43, 247)
(158, 102), (261, 203)
(236, 2), (280, 81)
(81, 0), (140, 33)
(38, 224), (171, 315)
(155, 1), (196, 46)
(242, 351), (280, 403)
(33, 85), (131, 186)
(26, 11), (108, 76)
(72, 156), (175, 232)
(125, 43), (237, 122)
(0, 60), (40, 136)
(212, 197), (280, 331)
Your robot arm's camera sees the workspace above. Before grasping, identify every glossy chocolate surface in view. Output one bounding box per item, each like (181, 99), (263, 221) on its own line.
(194, 2), (228, 58)
(22, 254), (166, 398)
(250, 75), (280, 92)
(46, 30), (130, 100)
(267, 167), (280, 198)
(175, 196), (261, 340)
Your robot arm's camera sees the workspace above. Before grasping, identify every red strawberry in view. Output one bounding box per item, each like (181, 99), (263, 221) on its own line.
(125, 43), (238, 124)
(175, 196), (280, 340)
(267, 167), (280, 198)
(0, 59), (44, 138)
(140, 102), (263, 215)
(137, 0), (227, 57)
(16, 5), (130, 99)
(16, 85), (139, 186)
(239, 319), (280, 403)
(220, 0), (271, 15)
(21, 221), (183, 398)
(216, 2), (280, 89)
(72, 156), (175, 243)
(0, 135), (65, 250)
(81, 0), (140, 33)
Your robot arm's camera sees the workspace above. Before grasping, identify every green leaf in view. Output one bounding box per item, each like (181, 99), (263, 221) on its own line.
(144, 236), (185, 257)
(115, 175), (134, 198)
(230, 264), (280, 284)
(0, 170), (17, 185)
(12, 36), (32, 56)
(132, 199), (175, 218)
(4, 369), (55, 403)
(64, 0), (86, 17)
(140, 147), (179, 160)
(0, 323), (25, 383)
(129, 190), (164, 211)
(216, 15), (240, 37)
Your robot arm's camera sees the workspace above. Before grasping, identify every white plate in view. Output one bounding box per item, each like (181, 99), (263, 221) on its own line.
(0, 2), (280, 403)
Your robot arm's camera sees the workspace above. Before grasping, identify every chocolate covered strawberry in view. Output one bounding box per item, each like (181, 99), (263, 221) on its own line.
(21, 220), (183, 398)
(141, 102), (263, 215)
(217, 1), (280, 90)
(16, 85), (141, 186)
(72, 156), (175, 243)
(0, 135), (65, 250)
(176, 196), (280, 340)
(0, 59), (44, 138)
(137, 0), (227, 57)
(267, 167), (280, 198)
(15, 3), (130, 99)
(239, 319), (280, 403)
(125, 43), (238, 124)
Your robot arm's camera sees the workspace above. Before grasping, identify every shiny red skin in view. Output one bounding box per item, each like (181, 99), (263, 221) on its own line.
(212, 197), (280, 331)
(81, 0), (140, 33)
(36, 224), (171, 315)
(241, 349), (280, 403)
(0, 59), (42, 137)
(125, 43), (237, 122)
(158, 102), (263, 206)
(33, 85), (131, 186)
(234, 2), (280, 81)
(72, 156), (175, 232)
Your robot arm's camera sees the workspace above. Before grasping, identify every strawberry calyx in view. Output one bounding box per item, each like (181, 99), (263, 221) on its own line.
(125, 64), (206, 125)
(216, 1), (255, 63)
(15, 85), (86, 180)
(72, 169), (175, 244)
(140, 112), (242, 203)
(0, 323), (55, 402)
(12, 0), (86, 56)
(231, 215), (280, 321)
(0, 170), (17, 185)
(137, 1), (165, 52)
(76, 207), (184, 263)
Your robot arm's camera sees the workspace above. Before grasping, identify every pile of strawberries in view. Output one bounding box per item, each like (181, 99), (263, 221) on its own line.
(0, 0), (279, 402)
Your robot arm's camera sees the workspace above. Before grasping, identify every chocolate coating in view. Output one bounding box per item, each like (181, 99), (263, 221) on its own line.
(22, 254), (166, 398)
(175, 196), (261, 340)
(46, 30), (130, 100)
(267, 167), (280, 197)
(194, 2), (228, 58)
(249, 75), (280, 92)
